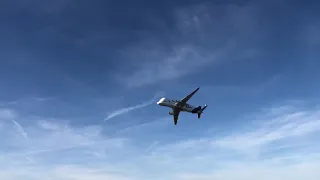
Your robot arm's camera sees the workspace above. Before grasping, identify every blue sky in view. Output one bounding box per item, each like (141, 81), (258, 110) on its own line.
(1, 0), (320, 179)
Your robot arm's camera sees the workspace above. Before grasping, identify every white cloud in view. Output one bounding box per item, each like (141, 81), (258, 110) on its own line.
(173, 161), (320, 180)
(1, 102), (320, 180)
(215, 107), (320, 154)
(36, 120), (64, 131)
(0, 108), (18, 120)
(11, 119), (28, 139)
(0, 108), (28, 139)
(0, 96), (57, 106)
(52, 166), (135, 180)
(115, 2), (269, 88)
(142, 104), (320, 179)
(115, 3), (252, 88)
(117, 45), (222, 88)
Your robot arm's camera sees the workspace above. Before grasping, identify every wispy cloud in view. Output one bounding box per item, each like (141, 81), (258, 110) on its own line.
(1, 0), (319, 179)
(140, 103), (320, 179)
(1, 102), (320, 179)
(104, 91), (164, 121)
(0, 108), (18, 120)
(0, 96), (57, 106)
(0, 116), (127, 159)
(115, 3), (266, 88)
(117, 45), (225, 88)
(0, 108), (136, 180)
(145, 141), (160, 153)
(214, 107), (320, 155)
(115, 4), (242, 88)
(0, 108), (28, 139)
(11, 119), (28, 139)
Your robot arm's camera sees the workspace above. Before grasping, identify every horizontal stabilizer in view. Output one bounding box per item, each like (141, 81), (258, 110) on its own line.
(201, 104), (208, 111)
(197, 104), (208, 118)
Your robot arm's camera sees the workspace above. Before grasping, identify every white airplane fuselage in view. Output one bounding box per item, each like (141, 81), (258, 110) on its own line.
(157, 97), (198, 113)
(156, 87), (207, 125)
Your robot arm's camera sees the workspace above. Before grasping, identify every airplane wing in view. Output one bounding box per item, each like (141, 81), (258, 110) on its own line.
(173, 107), (181, 125)
(180, 87), (200, 105)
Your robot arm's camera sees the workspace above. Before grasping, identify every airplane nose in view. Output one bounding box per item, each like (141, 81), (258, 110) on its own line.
(157, 98), (165, 105)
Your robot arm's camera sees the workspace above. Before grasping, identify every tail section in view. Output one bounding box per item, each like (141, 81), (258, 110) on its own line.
(197, 104), (208, 118)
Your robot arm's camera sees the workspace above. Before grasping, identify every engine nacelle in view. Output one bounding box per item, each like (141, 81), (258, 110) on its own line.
(169, 111), (174, 115)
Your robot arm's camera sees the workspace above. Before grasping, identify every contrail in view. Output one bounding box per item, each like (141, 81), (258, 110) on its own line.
(104, 91), (164, 121)
(1, 140), (97, 158)
(11, 119), (28, 139)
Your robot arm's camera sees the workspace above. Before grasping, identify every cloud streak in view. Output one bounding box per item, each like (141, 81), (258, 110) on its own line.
(104, 91), (164, 121)
(0, 108), (28, 139)
(114, 3), (242, 88)
(1, 102), (320, 180)
(0, 96), (58, 106)
(141, 104), (320, 179)
(1, 1), (320, 180)
(11, 119), (28, 139)
(0, 108), (18, 120)
(215, 107), (320, 154)
(114, 2), (269, 88)
(117, 45), (223, 88)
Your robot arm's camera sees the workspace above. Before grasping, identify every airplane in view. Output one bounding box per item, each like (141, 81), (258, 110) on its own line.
(156, 87), (208, 125)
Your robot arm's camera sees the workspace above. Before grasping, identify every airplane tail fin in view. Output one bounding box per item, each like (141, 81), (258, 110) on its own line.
(197, 104), (208, 119)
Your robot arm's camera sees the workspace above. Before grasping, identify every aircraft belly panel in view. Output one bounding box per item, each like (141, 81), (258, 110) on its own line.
(181, 107), (193, 112)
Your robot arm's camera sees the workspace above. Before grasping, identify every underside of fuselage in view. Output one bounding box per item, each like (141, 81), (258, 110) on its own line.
(156, 87), (207, 125)
(157, 97), (203, 114)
